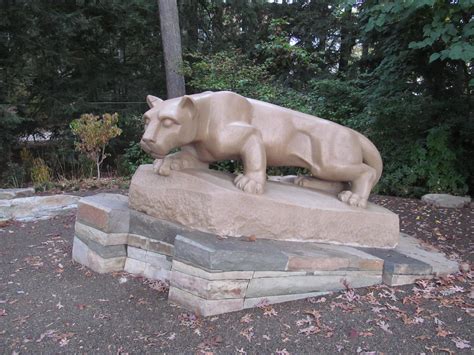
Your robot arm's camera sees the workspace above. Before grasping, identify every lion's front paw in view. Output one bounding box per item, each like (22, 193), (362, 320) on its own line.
(337, 190), (367, 208)
(234, 174), (265, 194)
(153, 158), (171, 176)
(152, 153), (207, 176)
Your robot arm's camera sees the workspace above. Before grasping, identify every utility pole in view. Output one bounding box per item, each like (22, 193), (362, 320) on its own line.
(157, 0), (186, 98)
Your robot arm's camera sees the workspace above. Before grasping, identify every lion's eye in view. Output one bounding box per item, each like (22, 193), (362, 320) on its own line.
(161, 118), (175, 128)
(143, 115), (150, 127)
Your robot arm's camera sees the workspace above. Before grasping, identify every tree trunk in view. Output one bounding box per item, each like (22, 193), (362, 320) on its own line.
(338, 6), (355, 74)
(157, 0), (186, 98)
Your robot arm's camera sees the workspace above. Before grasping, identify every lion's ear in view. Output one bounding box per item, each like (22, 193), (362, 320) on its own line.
(146, 95), (163, 108)
(178, 95), (196, 116)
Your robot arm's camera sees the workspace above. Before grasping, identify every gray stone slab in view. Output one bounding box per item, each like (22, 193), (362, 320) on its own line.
(253, 271), (307, 278)
(75, 235), (126, 259)
(168, 287), (244, 317)
(395, 234), (458, 276)
(421, 194), (471, 208)
(75, 221), (128, 246)
(0, 194), (79, 221)
(127, 234), (174, 256)
(244, 291), (329, 309)
(129, 209), (189, 245)
(174, 231), (289, 271)
(0, 187), (35, 200)
(285, 242), (383, 272)
(124, 257), (147, 275)
(383, 273), (432, 286)
(128, 245), (148, 261)
(144, 264), (171, 282)
(172, 260), (254, 280)
(246, 273), (382, 298)
(76, 193), (129, 233)
(362, 248), (432, 275)
(72, 237), (125, 273)
(170, 270), (249, 299)
(174, 230), (386, 273)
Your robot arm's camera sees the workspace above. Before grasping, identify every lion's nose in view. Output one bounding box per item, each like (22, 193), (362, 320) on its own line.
(140, 138), (154, 153)
(141, 137), (155, 144)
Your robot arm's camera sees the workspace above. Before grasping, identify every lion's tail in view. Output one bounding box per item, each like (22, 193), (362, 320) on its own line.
(358, 133), (383, 186)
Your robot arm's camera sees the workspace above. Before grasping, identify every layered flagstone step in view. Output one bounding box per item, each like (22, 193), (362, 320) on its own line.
(173, 231), (384, 272)
(0, 194), (80, 221)
(72, 193), (460, 316)
(0, 187), (35, 200)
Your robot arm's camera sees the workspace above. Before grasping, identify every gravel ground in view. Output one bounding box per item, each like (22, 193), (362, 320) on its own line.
(0, 195), (472, 354)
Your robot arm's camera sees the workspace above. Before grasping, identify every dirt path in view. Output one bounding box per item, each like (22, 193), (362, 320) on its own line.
(0, 196), (472, 353)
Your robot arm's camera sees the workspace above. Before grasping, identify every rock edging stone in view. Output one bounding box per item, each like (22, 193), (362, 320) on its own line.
(421, 193), (471, 208)
(0, 194), (80, 221)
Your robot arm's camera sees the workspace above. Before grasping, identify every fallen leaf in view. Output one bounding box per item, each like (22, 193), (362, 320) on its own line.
(376, 320), (392, 334)
(245, 235), (256, 242)
(452, 337), (471, 349)
(240, 314), (253, 324)
(240, 327), (254, 342)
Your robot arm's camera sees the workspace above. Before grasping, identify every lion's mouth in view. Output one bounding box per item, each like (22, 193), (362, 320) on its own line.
(150, 152), (166, 159)
(140, 140), (167, 159)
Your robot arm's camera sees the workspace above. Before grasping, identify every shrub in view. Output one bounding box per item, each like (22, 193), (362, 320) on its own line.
(377, 126), (468, 197)
(1, 163), (26, 188)
(31, 158), (52, 186)
(70, 113), (122, 179)
(119, 141), (154, 176)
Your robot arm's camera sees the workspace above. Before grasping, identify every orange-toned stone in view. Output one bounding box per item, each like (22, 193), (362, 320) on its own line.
(76, 194), (129, 233)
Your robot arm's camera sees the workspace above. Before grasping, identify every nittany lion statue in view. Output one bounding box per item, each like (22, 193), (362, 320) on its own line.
(140, 91), (382, 208)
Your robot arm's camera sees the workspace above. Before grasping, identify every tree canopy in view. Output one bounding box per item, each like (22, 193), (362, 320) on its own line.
(1, 0), (472, 195)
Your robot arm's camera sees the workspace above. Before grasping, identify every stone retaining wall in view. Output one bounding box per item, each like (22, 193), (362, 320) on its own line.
(72, 193), (459, 317)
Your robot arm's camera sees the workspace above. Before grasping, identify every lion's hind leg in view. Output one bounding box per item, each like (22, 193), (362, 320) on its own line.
(294, 176), (347, 195)
(310, 162), (376, 208)
(335, 164), (377, 208)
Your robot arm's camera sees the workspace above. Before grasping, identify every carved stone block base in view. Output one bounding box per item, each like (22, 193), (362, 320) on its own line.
(129, 165), (400, 248)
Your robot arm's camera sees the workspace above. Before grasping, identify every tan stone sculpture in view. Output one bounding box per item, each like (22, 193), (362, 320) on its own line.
(140, 91), (383, 208)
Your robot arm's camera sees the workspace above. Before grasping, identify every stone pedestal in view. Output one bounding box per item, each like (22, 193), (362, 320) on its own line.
(72, 193), (458, 317)
(129, 165), (400, 248)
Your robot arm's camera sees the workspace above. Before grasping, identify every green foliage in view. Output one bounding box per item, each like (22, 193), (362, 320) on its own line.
(1, 1), (165, 134)
(1, 163), (26, 188)
(405, 0), (474, 64)
(379, 126), (468, 197)
(306, 79), (369, 131)
(185, 49), (312, 113)
(70, 113), (122, 179)
(119, 142), (154, 176)
(185, 50), (269, 95)
(1, 0), (472, 196)
(255, 19), (321, 86)
(0, 106), (27, 167)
